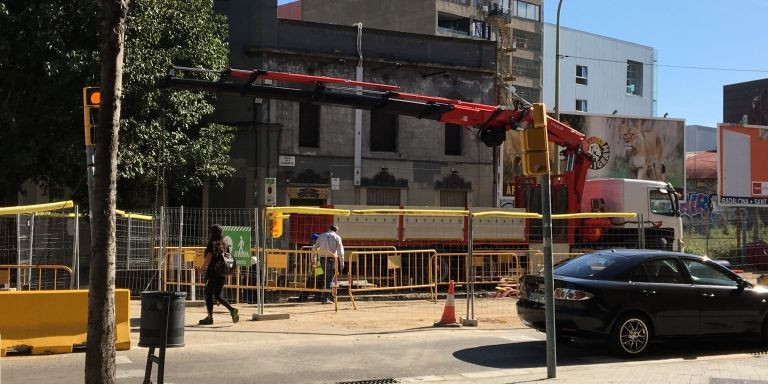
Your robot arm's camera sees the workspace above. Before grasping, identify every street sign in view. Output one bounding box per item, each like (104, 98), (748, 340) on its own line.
(279, 155), (295, 167)
(331, 177), (340, 190)
(222, 226), (252, 267)
(265, 177), (276, 206)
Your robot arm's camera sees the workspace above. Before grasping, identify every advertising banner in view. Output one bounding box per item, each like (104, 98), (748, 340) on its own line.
(718, 123), (768, 207)
(502, 113), (685, 196)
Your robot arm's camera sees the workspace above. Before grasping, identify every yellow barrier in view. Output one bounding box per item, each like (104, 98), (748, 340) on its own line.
(435, 251), (523, 288)
(347, 249), (437, 308)
(0, 289), (130, 356)
(0, 264), (74, 290)
(0, 200), (74, 216)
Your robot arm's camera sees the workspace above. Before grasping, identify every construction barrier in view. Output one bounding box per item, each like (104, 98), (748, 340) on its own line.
(0, 264), (74, 290)
(435, 251), (523, 287)
(528, 252), (584, 274)
(0, 289), (130, 356)
(346, 249), (437, 308)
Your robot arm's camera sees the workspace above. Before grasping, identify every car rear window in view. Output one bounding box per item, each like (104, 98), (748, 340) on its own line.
(554, 253), (630, 279)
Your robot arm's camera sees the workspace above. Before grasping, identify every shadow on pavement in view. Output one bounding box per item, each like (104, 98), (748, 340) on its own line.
(453, 337), (768, 369)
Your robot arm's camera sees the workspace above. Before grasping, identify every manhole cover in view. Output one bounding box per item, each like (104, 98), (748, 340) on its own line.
(336, 379), (399, 384)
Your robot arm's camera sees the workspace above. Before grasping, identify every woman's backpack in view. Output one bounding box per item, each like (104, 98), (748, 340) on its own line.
(215, 250), (236, 277)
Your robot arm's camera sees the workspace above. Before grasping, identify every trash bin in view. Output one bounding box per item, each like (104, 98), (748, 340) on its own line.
(138, 291), (186, 348)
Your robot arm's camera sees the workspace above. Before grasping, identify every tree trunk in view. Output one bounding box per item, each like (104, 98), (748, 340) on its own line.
(85, 1), (129, 383)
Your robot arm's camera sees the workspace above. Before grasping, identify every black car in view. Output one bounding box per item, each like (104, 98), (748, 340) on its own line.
(517, 249), (768, 356)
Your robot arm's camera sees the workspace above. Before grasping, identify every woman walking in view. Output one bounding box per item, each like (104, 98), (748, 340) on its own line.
(199, 224), (239, 325)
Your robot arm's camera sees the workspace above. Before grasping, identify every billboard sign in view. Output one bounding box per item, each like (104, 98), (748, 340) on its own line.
(723, 78), (768, 125)
(502, 113), (685, 196)
(717, 123), (768, 207)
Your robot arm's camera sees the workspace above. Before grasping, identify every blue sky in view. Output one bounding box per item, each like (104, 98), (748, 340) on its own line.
(544, 0), (768, 127)
(277, 0), (768, 127)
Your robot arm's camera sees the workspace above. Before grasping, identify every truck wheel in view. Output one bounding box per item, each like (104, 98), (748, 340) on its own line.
(610, 314), (652, 356)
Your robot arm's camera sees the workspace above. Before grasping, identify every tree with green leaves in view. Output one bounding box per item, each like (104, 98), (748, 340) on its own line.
(0, 0), (234, 208)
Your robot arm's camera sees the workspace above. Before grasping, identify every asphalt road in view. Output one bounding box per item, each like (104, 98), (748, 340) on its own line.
(3, 322), (768, 384)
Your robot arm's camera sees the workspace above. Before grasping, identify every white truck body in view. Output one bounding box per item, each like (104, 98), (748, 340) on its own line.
(582, 178), (683, 251)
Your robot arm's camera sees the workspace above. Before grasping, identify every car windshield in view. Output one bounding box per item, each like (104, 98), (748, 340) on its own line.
(649, 189), (675, 216)
(554, 253), (631, 279)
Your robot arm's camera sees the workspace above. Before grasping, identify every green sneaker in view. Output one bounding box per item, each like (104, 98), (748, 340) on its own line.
(230, 308), (239, 324)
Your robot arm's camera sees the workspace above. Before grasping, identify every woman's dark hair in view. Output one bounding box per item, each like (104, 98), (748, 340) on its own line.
(209, 224), (223, 241)
(208, 224), (227, 254)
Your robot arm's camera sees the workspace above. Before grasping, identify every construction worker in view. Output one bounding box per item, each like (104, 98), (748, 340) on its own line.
(312, 225), (344, 304)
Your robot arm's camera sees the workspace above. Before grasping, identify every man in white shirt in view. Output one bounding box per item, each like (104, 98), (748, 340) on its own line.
(312, 225), (344, 304)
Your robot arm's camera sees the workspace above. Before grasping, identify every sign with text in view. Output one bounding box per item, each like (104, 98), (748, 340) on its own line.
(222, 226), (252, 267)
(718, 123), (768, 207)
(278, 155), (295, 166)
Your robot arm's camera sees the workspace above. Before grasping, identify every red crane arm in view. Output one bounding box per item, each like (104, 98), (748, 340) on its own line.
(161, 66), (593, 205)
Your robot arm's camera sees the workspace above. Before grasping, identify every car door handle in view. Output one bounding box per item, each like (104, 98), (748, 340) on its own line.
(700, 293), (715, 297)
(641, 289), (656, 295)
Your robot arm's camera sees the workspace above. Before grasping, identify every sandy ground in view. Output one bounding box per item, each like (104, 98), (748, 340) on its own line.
(130, 296), (523, 337)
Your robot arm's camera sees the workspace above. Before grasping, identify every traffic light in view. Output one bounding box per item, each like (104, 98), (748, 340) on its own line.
(521, 103), (550, 176)
(82, 87), (100, 146)
(269, 211), (284, 238)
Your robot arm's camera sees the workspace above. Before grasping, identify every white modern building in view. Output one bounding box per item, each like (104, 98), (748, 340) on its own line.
(542, 24), (656, 117)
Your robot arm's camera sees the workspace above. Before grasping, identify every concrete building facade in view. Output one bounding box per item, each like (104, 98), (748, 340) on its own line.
(298, 0), (544, 104)
(210, 0), (499, 210)
(542, 24), (656, 117)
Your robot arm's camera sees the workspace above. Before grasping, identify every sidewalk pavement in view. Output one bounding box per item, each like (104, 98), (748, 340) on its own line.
(394, 352), (768, 384)
(129, 299), (768, 384)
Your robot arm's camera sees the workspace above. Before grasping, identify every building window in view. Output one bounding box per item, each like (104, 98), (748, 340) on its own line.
(299, 102), (319, 147)
(471, 20), (491, 40)
(366, 188), (401, 206)
(514, 57), (540, 80)
(440, 190), (467, 207)
(576, 99), (588, 112)
(515, 86), (540, 103)
(576, 65), (588, 85)
(370, 110), (398, 152)
(512, 29), (542, 51)
(514, 0), (540, 21)
(437, 12), (470, 36)
(445, 124), (462, 156)
(627, 60), (643, 96)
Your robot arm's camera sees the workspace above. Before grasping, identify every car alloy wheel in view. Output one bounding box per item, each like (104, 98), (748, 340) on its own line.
(613, 315), (650, 356)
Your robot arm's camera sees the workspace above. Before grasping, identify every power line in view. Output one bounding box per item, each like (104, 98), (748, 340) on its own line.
(560, 55), (768, 73)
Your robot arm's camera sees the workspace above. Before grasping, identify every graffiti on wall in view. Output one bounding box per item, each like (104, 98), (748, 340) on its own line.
(681, 192), (750, 232)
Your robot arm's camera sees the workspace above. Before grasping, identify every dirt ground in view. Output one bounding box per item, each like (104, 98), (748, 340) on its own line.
(130, 272), (764, 336)
(130, 296), (524, 336)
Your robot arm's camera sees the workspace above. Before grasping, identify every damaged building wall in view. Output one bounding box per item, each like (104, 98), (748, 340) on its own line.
(211, 0), (498, 209)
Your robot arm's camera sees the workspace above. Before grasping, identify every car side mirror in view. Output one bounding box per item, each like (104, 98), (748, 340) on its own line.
(736, 277), (747, 290)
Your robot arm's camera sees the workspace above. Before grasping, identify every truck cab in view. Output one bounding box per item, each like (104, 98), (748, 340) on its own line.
(582, 178), (683, 251)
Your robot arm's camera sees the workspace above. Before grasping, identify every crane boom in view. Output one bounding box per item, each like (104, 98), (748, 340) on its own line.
(160, 66), (594, 209)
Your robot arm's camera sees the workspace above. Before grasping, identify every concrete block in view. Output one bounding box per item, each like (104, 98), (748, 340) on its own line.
(252, 313), (290, 321)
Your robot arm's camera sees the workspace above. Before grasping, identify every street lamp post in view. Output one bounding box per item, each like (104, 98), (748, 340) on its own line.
(555, 0), (563, 121)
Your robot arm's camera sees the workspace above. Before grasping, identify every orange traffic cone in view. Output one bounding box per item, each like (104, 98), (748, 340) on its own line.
(434, 280), (460, 327)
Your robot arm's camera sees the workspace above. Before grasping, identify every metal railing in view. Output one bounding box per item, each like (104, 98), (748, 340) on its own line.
(346, 249), (437, 308)
(0, 264), (74, 290)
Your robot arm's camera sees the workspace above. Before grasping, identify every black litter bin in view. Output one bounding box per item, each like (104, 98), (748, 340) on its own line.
(138, 291), (186, 348)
